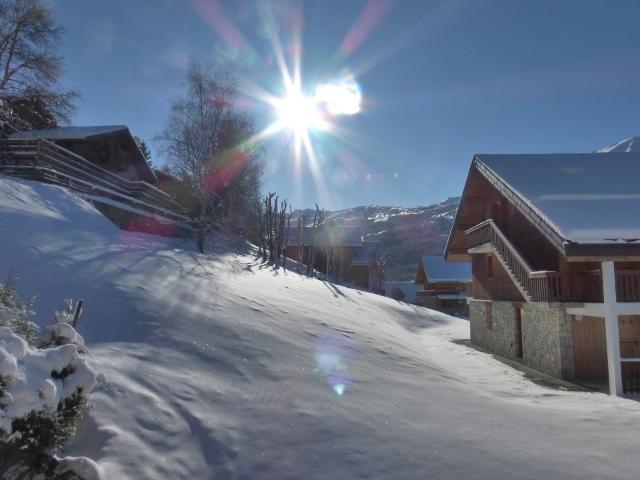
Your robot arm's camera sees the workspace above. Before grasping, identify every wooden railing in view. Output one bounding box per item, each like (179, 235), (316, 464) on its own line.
(466, 219), (556, 301)
(1, 138), (191, 226)
(465, 220), (640, 303)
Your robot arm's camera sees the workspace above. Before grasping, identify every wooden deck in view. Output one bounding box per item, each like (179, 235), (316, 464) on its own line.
(466, 220), (640, 303)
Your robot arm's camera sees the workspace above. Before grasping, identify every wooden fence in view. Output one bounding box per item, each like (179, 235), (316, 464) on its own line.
(1, 138), (191, 228)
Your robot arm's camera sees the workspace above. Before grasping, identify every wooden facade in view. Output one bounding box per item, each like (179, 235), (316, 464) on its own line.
(446, 154), (640, 394)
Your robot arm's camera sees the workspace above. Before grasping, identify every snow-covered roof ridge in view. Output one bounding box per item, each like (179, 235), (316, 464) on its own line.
(475, 152), (640, 246)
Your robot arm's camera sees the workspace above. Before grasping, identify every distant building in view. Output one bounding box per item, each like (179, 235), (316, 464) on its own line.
(9, 125), (157, 183)
(414, 256), (470, 315)
(445, 152), (640, 395)
(284, 226), (381, 289)
(384, 281), (418, 303)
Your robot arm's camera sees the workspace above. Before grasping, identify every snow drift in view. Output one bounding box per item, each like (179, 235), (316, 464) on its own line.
(2, 176), (640, 479)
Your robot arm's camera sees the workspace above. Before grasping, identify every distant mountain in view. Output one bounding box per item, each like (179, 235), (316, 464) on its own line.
(598, 136), (640, 153)
(297, 197), (460, 281)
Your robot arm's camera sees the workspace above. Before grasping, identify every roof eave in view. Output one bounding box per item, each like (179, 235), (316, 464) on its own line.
(443, 159), (478, 261)
(565, 242), (640, 260)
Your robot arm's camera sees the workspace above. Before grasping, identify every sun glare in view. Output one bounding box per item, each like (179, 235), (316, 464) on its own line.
(275, 90), (323, 134)
(274, 79), (362, 136)
(315, 80), (362, 116)
(235, 2), (367, 192)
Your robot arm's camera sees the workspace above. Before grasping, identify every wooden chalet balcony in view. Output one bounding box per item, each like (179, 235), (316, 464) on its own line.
(465, 220), (640, 303)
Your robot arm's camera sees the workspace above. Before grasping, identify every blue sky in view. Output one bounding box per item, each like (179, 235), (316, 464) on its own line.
(52, 0), (640, 210)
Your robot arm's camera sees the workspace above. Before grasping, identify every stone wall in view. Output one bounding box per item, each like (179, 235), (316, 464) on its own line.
(522, 303), (574, 379)
(469, 299), (574, 379)
(469, 299), (517, 359)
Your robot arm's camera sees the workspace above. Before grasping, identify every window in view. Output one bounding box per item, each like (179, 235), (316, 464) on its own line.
(487, 255), (494, 278)
(484, 302), (493, 329)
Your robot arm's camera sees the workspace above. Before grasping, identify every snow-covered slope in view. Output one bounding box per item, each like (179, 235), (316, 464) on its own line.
(598, 136), (640, 153)
(3, 176), (640, 479)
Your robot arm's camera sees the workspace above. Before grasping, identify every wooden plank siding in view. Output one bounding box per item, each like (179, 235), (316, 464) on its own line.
(572, 316), (608, 381)
(471, 253), (525, 302)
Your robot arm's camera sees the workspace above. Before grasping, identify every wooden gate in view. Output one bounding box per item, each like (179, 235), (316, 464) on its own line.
(620, 316), (640, 393)
(572, 315), (608, 380)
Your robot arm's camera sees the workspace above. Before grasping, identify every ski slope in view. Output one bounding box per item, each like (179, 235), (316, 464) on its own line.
(2, 176), (640, 479)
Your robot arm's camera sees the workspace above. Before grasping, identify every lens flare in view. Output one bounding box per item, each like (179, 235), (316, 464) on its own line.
(314, 331), (355, 396)
(315, 79), (362, 116)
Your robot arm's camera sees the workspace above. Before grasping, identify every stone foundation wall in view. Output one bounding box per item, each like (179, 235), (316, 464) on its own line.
(469, 299), (574, 379)
(469, 300), (517, 358)
(521, 303), (574, 379)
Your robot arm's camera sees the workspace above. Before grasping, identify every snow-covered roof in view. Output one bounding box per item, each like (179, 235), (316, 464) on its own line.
(287, 226), (363, 247)
(9, 125), (129, 141)
(421, 256), (471, 282)
(476, 153), (640, 245)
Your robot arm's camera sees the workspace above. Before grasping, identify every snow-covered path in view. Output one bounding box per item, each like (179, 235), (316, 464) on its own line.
(2, 176), (640, 479)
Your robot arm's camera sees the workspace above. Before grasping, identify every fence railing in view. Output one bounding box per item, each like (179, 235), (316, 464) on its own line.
(465, 219), (640, 303)
(1, 138), (191, 226)
(466, 219), (555, 301)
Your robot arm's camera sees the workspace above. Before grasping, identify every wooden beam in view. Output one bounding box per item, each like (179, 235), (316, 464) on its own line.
(567, 255), (640, 262)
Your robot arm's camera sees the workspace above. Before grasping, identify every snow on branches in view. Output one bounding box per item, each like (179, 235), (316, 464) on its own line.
(0, 280), (99, 479)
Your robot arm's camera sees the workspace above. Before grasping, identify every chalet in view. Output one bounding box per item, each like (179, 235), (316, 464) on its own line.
(445, 153), (640, 395)
(414, 256), (471, 315)
(1, 125), (189, 235)
(284, 226), (381, 289)
(8, 125), (156, 183)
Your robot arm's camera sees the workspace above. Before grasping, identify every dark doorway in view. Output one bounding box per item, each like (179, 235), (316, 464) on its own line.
(515, 307), (523, 358)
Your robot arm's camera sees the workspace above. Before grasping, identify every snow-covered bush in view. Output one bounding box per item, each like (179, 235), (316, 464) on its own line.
(0, 278), (38, 344)
(0, 286), (98, 479)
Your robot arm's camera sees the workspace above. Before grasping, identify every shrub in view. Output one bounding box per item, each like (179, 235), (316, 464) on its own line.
(0, 282), (98, 479)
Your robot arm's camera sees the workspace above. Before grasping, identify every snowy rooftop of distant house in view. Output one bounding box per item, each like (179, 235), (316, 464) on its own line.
(421, 256), (471, 282)
(287, 226), (363, 247)
(9, 125), (129, 141)
(476, 153), (640, 244)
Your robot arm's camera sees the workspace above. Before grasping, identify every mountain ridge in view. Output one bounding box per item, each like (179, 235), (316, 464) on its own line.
(297, 196), (460, 281)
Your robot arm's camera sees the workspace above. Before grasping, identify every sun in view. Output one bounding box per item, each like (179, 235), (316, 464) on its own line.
(275, 88), (324, 135)
(274, 79), (362, 139)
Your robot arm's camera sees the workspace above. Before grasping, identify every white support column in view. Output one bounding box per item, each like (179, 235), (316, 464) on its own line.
(602, 261), (623, 396)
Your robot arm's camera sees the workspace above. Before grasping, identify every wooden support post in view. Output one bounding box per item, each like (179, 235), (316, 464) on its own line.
(602, 261), (623, 396)
(71, 299), (84, 328)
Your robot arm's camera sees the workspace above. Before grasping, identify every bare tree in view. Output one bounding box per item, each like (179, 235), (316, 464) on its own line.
(306, 205), (326, 276)
(255, 192), (291, 265)
(156, 62), (262, 250)
(368, 246), (386, 293)
(0, 0), (77, 126)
